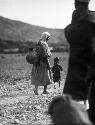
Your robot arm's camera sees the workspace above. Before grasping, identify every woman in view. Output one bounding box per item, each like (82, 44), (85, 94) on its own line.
(31, 32), (52, 95)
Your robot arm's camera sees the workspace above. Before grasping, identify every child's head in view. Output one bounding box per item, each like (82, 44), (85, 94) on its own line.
(54, 57), (59, 65)
(48, 95), (92, 125)
(29, 47), (33, 52)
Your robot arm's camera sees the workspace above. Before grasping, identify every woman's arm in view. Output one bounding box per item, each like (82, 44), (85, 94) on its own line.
(42, 41), (51, 58)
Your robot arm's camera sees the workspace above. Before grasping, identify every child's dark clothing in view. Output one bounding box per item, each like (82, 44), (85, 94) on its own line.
(52, 64), (63, 83)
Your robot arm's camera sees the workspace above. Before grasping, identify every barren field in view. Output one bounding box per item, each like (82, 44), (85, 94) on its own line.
(0, 52), (68, 125)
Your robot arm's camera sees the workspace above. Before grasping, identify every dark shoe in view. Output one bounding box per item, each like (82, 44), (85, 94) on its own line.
(54, 86), (56, 89)
(33, 89), (38, 95)
(43, 91), (49, 94)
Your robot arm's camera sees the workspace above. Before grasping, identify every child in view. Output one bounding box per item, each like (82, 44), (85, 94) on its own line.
(52, 57), (63, 88)
(48, 95), (92, 125)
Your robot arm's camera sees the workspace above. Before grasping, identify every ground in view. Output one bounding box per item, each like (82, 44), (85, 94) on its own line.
(0, 52), (68, 125)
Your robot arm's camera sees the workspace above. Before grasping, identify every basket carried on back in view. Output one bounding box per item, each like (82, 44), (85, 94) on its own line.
(26, 48), (38, 64)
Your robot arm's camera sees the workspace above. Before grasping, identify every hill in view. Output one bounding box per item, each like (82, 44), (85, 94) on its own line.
(0, 16), (68, 53)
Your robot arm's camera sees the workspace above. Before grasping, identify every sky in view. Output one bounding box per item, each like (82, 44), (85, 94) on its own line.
(0, 0), (95, 29)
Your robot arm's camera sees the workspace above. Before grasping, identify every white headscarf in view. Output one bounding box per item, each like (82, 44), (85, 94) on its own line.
(41, 32), (51, 41)
(39, 32), (51, 57)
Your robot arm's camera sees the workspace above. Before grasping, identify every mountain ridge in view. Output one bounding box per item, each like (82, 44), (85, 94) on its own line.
(0, 16), (66, 43)
(0, 16), (69, 53)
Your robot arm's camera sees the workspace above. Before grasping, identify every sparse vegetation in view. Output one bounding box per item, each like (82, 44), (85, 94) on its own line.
(0, 16), (69, 125)
(0, 52), (68, 125)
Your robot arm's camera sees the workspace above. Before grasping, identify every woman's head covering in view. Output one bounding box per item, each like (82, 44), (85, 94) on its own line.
(48, 95), (92, 125)
(54, 57), (59, 63)
(41, 32), (51, 41)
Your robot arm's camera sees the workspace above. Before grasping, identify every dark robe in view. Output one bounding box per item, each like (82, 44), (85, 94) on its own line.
(52, 64), (63, 83)
(63, 10), (95, 100)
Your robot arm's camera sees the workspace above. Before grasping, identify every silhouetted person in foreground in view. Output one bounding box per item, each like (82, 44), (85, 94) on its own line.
(63, 0), (95, 106)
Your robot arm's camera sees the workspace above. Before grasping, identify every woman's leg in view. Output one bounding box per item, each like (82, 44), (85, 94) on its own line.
(54, 82), (56, 89)
(59, 81), (61, 88)
(34, 85), (38, 95)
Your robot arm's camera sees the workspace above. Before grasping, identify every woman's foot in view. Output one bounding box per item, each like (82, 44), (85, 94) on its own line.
(43, 91), (49, 94)
(59, 81), (60, 88)
(33, 89), (38, 95)
(54, 86), (56, 89)
(43, 85), (48, 94)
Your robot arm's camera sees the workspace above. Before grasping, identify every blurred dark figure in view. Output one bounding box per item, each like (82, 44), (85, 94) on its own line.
(63, 0), (95, 103)
(52, 57), (63, 88)
(48, 95), (92, 125)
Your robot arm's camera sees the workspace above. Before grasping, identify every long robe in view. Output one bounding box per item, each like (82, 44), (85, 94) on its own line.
(31, 40), (52, 86)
